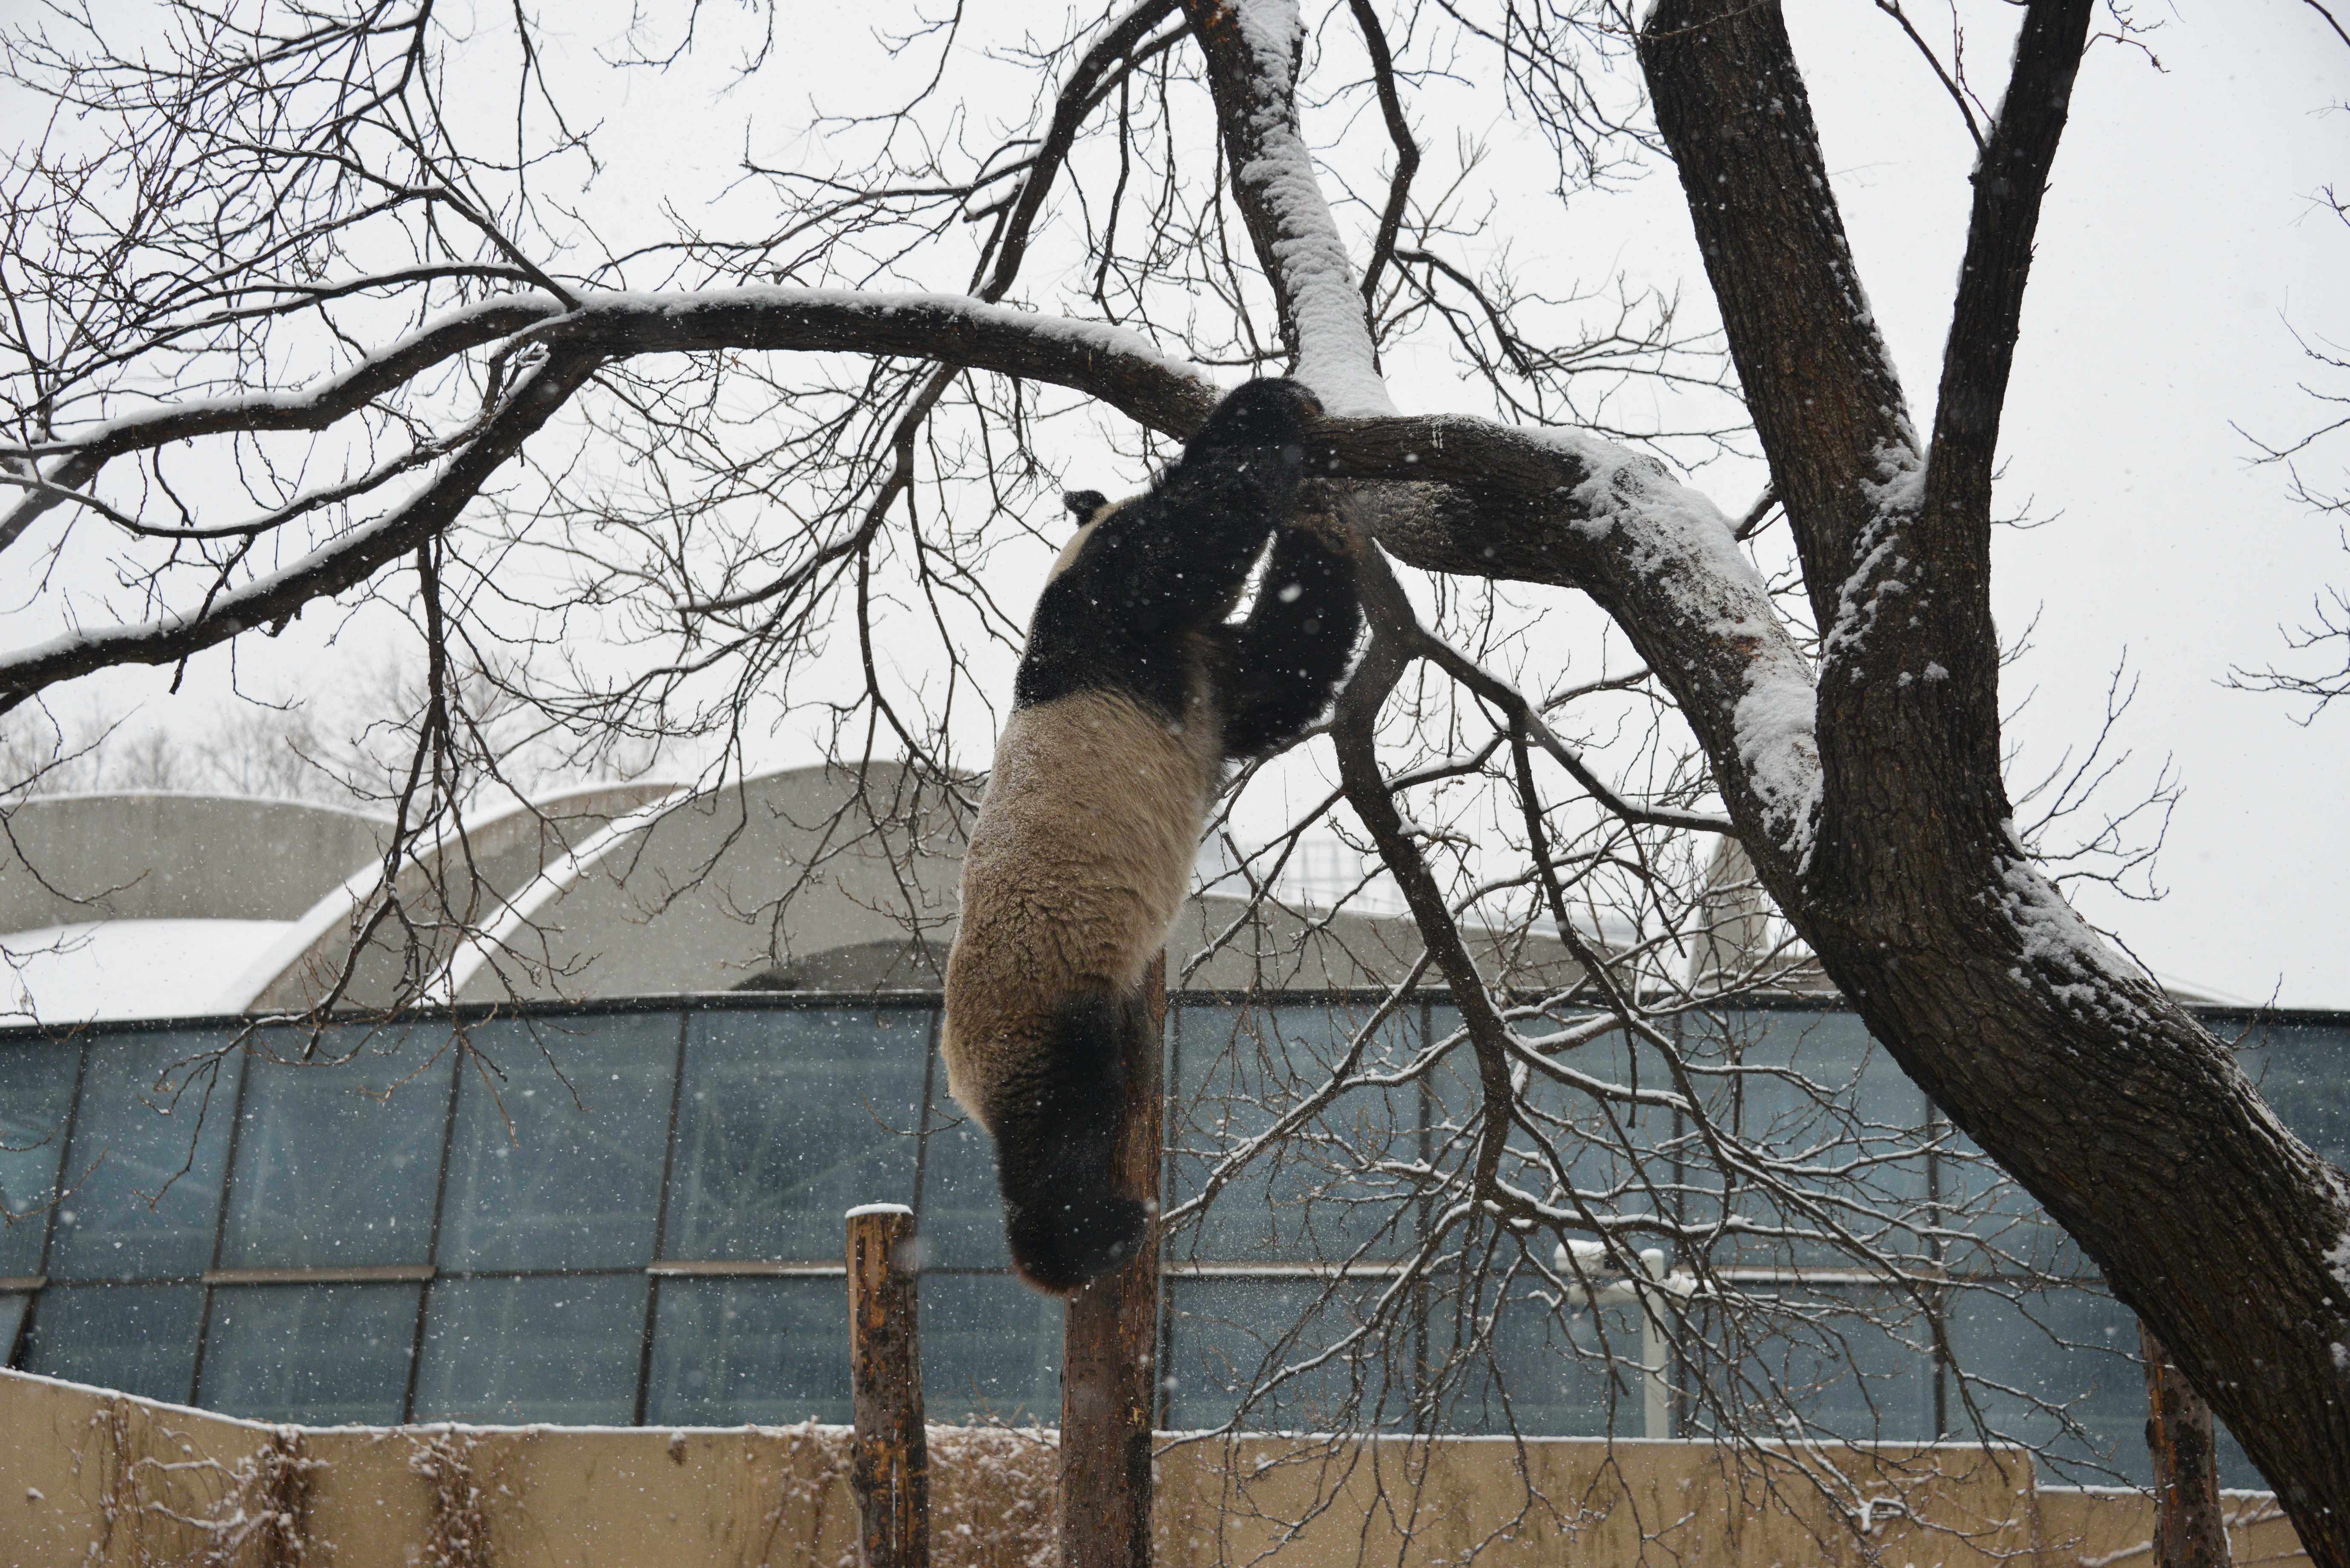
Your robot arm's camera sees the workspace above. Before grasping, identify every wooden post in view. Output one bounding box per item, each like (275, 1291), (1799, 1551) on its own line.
(848, 1203), (930, 1568)
(1061, 953), (1166, 1568)
(2141, 1319), (2232, 1568)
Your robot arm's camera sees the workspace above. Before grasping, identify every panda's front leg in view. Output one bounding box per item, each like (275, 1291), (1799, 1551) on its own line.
(1221, 512), (1365, 760)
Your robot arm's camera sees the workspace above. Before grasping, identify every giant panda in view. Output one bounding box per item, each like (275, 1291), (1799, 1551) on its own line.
(941, 377), (1364, 1294)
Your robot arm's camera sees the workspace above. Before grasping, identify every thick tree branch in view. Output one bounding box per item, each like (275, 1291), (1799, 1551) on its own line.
(1639, 0), (1917, 636)
(1639, 8), (2350, 1544)
(1, 290), (1803, 739)
(1922, 0), (2093, 534)
(1180, 0), (1395, 413)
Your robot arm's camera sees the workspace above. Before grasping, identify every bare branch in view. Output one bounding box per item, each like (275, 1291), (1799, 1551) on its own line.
(1921, 0), (2095, 533)
(0, 349), (603, 712)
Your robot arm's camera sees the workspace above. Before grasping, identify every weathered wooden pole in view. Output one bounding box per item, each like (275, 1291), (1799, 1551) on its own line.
(1061, 953), (1166, 1568)
(847, 1202), (931, 1568)
(2141, 1319), (2232, 1568)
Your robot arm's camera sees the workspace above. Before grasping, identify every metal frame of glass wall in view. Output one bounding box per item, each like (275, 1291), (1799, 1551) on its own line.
(0, 993), (2340, 1488)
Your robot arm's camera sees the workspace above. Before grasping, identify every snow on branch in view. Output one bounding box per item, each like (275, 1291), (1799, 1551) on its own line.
(0, 350), (603, 714)
(1327, 418), (1820, 870)
(1183, 0), (1396, 415)
(0, 298), (559, 556)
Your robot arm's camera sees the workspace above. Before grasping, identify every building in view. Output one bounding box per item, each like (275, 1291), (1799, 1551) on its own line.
(0, 769), (2336, 1493)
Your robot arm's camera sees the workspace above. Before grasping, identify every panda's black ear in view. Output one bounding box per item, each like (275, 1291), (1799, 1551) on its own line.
(1062, 489), (1109, 524)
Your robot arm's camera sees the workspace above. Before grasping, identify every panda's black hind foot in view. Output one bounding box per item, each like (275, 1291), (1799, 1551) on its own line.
(1007, 1192), (1148, 1296)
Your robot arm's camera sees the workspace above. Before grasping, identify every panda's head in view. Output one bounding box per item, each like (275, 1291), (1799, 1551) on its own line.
(1048, 488), (1123, 582)
(1186, 378), (1322, 456)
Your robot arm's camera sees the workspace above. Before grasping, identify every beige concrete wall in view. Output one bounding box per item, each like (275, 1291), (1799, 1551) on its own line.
(0, 1368), (2310, 1568)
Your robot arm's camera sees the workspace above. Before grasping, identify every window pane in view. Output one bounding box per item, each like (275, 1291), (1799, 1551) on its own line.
(643, 1276), (848, 1425)
(917, 1098), (1010, 1270)
(216, 1027), (453, 1270)
(1945, 1284), (2147, 1484)
(1937, 1127), (2086, 1278)
(0, 1035), (82, 1276)
(919, 1272), (1060, 1425)
(1171, 1005), (1421, 1264)
(1164, 1276), (1401, 1433)
(23, 1283), (203, 1405)
(1421, 1257), (1646, 1438)
(1682, 1010), (1932, 1268)
(437, 1014), (676, 1271)
(665, 1008), (928, 1262)
(199, 1282), (421, 1425)
(51, 1030), (242, 1281)
(1946, 1286), (2258, 1489)
(1683, 1284), (1937, 1444)
(412, 1273), (648, 1425)
(2238, 1020), (2350, 1167)
(1430, 1006), (1678, 1257)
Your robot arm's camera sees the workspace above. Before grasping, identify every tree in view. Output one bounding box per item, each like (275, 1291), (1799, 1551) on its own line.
(2, 0), (2345, 1552)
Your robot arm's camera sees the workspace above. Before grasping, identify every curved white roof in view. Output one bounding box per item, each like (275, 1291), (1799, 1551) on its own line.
(3, 770), (1593, 1018)
(0, 919), (295, 1022)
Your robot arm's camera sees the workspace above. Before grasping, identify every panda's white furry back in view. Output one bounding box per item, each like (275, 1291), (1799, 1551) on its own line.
(941, 378), (1363, 1294)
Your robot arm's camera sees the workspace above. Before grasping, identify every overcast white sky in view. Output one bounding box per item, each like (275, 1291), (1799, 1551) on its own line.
(3, 0), (2345, 1004)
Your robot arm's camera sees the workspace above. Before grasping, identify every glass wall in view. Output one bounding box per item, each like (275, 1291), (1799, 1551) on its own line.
(0, 996), (2336, 1491)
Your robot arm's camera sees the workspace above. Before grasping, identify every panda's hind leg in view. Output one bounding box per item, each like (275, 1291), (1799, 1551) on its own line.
(993, 981), (1151, 1294)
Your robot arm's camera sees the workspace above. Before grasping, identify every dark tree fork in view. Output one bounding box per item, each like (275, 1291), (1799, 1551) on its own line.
(6, 0), (2350, 1549)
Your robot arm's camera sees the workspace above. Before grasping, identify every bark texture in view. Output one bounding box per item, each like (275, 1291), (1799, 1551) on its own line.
(2141, 1322), (2233, 1568)
(1061, 953), (1166, 1568)
(848, 1205), (932, 1568)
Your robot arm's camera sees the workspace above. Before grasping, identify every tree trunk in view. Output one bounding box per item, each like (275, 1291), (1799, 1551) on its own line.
(1634, 2), (2350, 1554)
(2143, 1321), (2233, 1568)
(1060, 952), (1166, 1568)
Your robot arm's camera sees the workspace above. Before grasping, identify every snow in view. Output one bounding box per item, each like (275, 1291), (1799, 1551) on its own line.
(1227, 0), (1397, 418)
(1992, 823), (2144, 1012)
(0, 919), (295, 1022)
(1734, 674), (1823, 864)
(1541, 428), (1824, 865)
(1823, 438), (1927, 662)
(844, 1202), (913, 1219)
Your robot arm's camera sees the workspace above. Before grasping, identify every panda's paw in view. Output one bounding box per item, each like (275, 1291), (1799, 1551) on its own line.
(1007, 1192), (1149, 1296)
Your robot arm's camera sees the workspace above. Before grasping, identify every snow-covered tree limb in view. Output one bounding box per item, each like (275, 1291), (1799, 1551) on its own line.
(1180, 0), (1396, 414)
